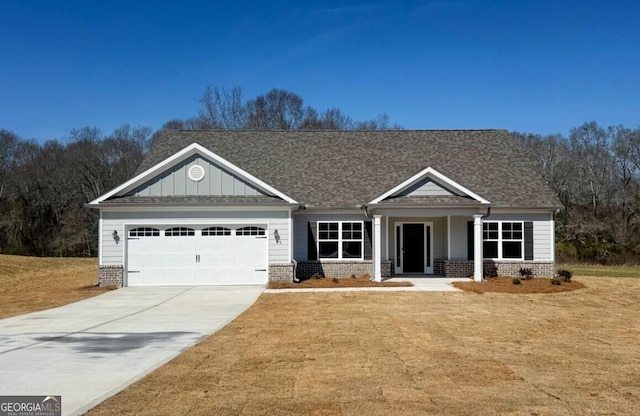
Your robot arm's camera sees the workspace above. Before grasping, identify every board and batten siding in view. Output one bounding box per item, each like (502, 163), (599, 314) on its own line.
(101, 210), (290, 266)
(293, 212), (369, 261)
(399, 179), (455, 197)
(127, 154), (266, 197)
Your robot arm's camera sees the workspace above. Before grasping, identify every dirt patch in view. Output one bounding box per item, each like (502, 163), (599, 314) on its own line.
(453, 276), (586, 294)
(268, 274), (412, 289)
(0, 254), (111, 318)
(88, 277), (639, 416)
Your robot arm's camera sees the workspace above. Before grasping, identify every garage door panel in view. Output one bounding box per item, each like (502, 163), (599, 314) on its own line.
(127, 225), (268, 286)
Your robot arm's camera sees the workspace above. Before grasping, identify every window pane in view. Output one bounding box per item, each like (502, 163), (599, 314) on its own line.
(342, 231), (351, 239)
(329, 231), (339, 239)
(483, 241), (498, 258)
(503, 242), (522, 259)
(513, 223), (522, 231)
(342, 242), (362, 258)
(319, 242), (338, 258)
(329, 223), (338, 231)
(319, 223), (329, 231)
(343, 223), (352, 231)
(353, 231), (362, 239)
(352, 223), (362, 231)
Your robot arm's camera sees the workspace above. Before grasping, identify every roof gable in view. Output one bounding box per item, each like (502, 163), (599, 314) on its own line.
(369, 167), (490, 205)
(127, 130), (562, 209)
(126, 153), (268, 198)
(89, 143), (297, 205)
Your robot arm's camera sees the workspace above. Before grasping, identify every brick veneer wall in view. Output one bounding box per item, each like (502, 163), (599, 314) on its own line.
(494, 261), (555, 278)
(294, 261), (392, 280)
(433, 259), (555, 278)
(99, 265), (124, 287)
(269, 263), (295, 282)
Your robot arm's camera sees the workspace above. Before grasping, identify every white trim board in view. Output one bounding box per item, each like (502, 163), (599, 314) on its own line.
(89, 143), (298, 206)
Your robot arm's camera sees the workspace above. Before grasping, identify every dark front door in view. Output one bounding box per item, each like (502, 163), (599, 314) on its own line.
(402, 223), (424, 273)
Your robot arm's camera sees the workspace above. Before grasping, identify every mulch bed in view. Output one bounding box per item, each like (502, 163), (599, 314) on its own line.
(268, 274), (413, 289)
(453, 276), (585, 294)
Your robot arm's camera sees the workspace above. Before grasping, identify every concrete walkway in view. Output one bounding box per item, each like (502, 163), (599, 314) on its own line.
(0, 286), (263, 416)
(263, 277), (471, 293)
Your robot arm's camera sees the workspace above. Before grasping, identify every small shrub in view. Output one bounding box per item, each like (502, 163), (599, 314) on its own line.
(350, 274), (356, 279)
(512, 278), (521, 285)
(519, 267), (534, 280)
(311, 273), (322, 280)
(484, 264), (498, 278)
(551, 278), (562, 285)
(332, 277), (339, 284)
(557, 269), (573, 282)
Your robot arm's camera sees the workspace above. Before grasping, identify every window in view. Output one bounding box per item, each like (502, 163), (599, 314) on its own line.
(129, 227), (159, 237)
(318, 222), (363, 259)
(165, 227), (195, 237)
(483, 222), (523, 259)
(236, 226), (265, 236)
(202, 226), (231, 236)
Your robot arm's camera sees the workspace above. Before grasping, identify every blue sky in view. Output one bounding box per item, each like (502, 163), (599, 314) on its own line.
(1, 0), (639, 142)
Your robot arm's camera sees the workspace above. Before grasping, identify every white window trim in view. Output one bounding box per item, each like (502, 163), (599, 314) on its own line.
(317, 221), (364, 261)
(482, 221), (524, 260)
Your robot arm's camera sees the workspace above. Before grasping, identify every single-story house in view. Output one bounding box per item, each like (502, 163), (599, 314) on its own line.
(88, 130), (562, 287)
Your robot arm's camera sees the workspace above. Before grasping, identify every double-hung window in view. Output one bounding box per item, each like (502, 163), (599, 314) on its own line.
(318, 221), (363, 259)
(483, 222), (523, 259)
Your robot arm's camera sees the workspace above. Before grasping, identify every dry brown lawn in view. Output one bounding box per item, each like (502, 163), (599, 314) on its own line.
(89, 276), (639, 415)
(0, 254), (110, 318)
(453, 276), (586, 294)
(268, 274), (412, 289)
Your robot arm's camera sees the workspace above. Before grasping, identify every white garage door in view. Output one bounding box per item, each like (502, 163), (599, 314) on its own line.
(126, 225), (268, 286)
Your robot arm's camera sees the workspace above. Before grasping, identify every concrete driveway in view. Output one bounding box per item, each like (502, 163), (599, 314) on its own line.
(0, 286), (263, 416)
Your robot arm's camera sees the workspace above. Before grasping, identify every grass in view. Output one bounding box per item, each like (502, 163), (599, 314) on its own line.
(268, 274), (412, 289)
(0, 254), (111, 319)
(558, 263), (640, 278)
(88, 276), (640, 415)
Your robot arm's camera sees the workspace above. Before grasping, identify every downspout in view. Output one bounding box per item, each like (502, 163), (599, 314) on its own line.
(482, 207), (491, 220)
(292, 204), (304, 283)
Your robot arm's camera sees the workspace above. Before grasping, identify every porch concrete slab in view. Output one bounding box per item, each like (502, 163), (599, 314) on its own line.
(0, 286), (263, 416)
(263, 278), (470, 293)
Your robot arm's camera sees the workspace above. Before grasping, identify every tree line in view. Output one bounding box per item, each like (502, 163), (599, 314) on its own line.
(514, 122), (640, 263)
(0, 87), (397, 257)
(0, 86), (638, 264)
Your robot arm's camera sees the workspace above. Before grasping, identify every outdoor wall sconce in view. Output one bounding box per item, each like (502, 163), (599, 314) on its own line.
(112, 230), (120, 244)
(274, 229), (281, 244)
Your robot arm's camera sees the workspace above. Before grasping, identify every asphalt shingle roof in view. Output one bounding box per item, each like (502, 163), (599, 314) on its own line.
(134, 130), (562, 209)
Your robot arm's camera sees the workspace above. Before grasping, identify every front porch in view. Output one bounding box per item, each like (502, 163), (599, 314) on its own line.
(372, 211), (487, 282)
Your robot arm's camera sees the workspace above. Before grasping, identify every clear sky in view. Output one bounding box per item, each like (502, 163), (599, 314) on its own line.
(1, 0), (639, 142)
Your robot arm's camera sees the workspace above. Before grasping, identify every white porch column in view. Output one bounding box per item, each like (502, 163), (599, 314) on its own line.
(373, 215), (382, 282)
(473, 214), (483, 282)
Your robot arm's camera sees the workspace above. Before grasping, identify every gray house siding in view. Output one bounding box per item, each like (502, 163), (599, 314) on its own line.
(448, 215), (470, 259)
(127, 154), (266, 197)
(399, 179), (455, 197)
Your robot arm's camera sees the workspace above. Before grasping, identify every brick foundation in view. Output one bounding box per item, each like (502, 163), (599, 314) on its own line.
(99, 265), (124, 287)
(294, 260), (392, 280)
(269, 263), (295, 282)
(433, 259), (555, 278)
